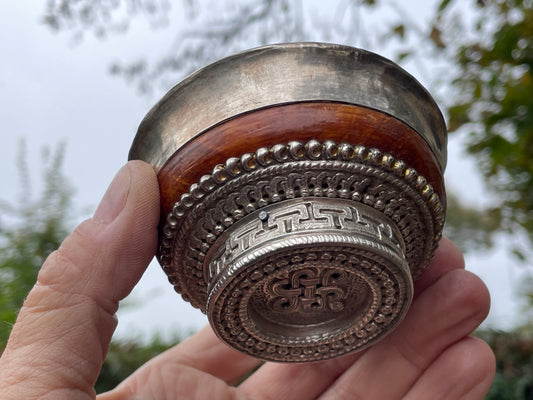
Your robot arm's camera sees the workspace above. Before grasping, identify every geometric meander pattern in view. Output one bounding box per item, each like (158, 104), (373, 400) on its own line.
(206, 198), (405, 282)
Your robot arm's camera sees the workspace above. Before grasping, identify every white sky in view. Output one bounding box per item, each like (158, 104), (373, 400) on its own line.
(0, 1), (530, 342)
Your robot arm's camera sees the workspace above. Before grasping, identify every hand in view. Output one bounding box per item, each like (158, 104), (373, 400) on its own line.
(0, 161), (495, 400)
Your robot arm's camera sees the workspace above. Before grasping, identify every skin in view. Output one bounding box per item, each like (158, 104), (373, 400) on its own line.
(0, 160), (496, 400)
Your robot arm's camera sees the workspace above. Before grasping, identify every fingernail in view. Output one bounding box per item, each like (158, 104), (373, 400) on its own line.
(93, 164), (132, 224)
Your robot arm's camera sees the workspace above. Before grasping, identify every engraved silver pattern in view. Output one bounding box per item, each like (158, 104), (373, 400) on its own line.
(208, 244), (411, 362)
(159, 140), (444, 312)
(203, 197), (413, 361)
(205, 198), (405, 282)
(267, 267), (350, 313)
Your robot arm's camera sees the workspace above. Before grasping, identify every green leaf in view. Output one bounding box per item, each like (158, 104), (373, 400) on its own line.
(447, 103), (471, 132)
(396, 51), (411, 62)
(437, 0), (453, 13)
(430, 25), (446, 48)
(392, 24), (405, 39)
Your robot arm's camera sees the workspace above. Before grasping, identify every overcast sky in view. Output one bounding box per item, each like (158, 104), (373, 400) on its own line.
(1, 1), (530, 341)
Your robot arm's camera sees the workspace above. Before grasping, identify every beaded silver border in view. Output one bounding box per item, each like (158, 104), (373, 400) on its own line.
(159, 140), (445, 311)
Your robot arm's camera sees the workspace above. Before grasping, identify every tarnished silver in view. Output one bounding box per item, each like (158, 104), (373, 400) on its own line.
(129, 42), (447, 172)
(159, 140), (444, 361)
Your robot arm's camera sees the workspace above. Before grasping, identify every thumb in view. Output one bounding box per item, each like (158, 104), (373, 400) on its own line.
(0, 160), (159, 400)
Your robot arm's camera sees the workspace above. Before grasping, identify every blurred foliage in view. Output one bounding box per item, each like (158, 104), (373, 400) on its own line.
(43, 0), (307, 93)
(433, 0), (533, 258)
(43, 0), (173, 40)
(443, 192), (502, 251)
(0, 141), (73, 349)
(478, 329), (533, 399)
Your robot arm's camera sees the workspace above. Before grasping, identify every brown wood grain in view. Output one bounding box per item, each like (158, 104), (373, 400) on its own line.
(157, 102), (445, 221)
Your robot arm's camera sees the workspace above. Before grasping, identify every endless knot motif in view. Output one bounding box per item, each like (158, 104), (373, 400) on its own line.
(267, 268), (349, 312)
(207, 245), (412, 362)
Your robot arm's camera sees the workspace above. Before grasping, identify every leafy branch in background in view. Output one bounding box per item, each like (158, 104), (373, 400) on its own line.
(42, 0), (173, 41)
(434, 0), (533, 258)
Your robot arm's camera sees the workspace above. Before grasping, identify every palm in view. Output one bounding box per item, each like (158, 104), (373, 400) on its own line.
(99, 238), (494, 400)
